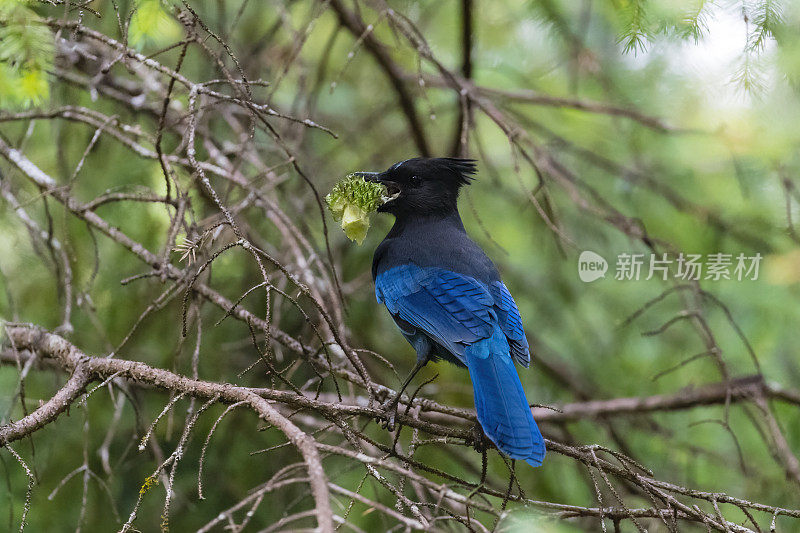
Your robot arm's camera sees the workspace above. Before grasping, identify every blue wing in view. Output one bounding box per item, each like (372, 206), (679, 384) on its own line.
(489, 281), (530, 367)
(375, 264), (493, 363)
(375, 264), (530, 366)
(375, 264), (544, 466)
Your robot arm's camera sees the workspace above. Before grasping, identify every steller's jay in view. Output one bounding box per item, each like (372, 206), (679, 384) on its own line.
(358, 157), (545, 467)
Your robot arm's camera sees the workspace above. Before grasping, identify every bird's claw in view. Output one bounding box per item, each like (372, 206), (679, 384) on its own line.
(377, 397), (400, 431)
(471, 421), (488, 453)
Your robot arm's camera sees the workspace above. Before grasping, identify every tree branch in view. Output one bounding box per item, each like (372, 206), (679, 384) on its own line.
(0, 359), (90, 446)
(330, 0), (431, 156)
(1, 324), (334, 533)
(531, 375), (800, 422)
(450, 0), (474, 156)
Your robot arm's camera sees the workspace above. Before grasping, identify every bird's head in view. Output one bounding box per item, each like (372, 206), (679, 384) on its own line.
(356, 157), (477, 216)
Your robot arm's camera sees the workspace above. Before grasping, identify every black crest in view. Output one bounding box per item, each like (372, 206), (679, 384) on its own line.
(435, 158), (477, 186)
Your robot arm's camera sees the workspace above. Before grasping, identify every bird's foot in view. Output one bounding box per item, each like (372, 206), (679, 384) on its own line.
(377, 396), (401, 431)
(470, 421), (488, 453)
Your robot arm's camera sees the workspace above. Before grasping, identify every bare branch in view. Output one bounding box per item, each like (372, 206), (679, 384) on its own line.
(3, 325), (334, 533)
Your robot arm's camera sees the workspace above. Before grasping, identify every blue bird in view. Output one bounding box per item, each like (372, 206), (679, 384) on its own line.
(358, 157), (545, 467)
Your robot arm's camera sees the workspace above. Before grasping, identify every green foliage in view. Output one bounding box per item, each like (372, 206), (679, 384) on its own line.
(617, 0), (651, 54)
(0, 0), (53, 108)
(671, 0), (709, 42)
(612, 0), (714, 51)
(611, 0), (784, 59)
(747, 0), (783, 52)
(732, 52), (768, 93)
(734, 0), (785, 92)
(601, 0), (790, 95)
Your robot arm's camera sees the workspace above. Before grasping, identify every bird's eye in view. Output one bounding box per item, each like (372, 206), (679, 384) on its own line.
(410, 175), (422, 186)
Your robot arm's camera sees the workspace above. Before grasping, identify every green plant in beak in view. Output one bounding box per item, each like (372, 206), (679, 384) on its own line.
(325, 174), (386, 245)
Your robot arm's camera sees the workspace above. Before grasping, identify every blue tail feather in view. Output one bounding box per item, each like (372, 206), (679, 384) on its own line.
(464, 326), (545, 467)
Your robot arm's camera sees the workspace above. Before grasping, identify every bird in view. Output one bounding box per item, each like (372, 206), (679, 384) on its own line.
(357, 157), (546, 467)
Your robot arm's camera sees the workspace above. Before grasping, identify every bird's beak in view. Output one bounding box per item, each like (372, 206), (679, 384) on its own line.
(354, 171), (401, 205)
(354, 171), (382, 183)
